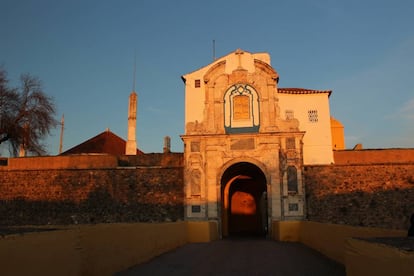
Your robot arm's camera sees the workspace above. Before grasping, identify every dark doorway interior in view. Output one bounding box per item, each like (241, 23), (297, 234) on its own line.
(221, 162), (267, 237)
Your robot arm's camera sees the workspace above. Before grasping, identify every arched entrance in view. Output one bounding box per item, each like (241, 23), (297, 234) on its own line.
(221, 162), (267, 237)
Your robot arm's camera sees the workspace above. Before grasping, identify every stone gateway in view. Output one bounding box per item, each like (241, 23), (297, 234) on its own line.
(181, 49), (334, 237)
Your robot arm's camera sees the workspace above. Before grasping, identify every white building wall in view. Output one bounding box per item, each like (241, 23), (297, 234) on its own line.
(278, 93), (334, 164)
(183, 73), (205, 125)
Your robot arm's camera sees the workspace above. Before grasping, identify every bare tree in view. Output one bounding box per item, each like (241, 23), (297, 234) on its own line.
(0, 68), (57, 156)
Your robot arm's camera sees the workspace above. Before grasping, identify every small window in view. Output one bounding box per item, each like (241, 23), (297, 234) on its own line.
(191, 205), (201, 213)
(308, 109), (318, 123)
(285, 110), (294, 120)
(286, 137), (295, 149)
(288, 203), (299, 212)
(195, 79), (201, 88)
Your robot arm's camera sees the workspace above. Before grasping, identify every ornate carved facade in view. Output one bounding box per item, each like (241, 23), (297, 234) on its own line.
(181, 49), (331, 237)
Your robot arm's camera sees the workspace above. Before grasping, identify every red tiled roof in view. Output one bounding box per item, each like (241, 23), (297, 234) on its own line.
(278, 88), (332, 97)
(61, 129), (143, 155)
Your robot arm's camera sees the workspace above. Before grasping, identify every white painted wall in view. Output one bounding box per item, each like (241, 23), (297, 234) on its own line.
(278, 92), (334, 164)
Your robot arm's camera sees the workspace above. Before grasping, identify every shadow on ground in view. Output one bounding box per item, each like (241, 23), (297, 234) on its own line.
(116, 238), (345, 276)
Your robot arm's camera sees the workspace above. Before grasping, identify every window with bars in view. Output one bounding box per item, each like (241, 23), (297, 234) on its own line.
(308, 109), (318, 123)
(194, 79), (201, 88)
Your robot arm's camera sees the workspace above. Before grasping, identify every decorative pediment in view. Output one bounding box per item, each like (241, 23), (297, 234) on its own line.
(203, 60), (226, 84)
(254, 59), (279, 83)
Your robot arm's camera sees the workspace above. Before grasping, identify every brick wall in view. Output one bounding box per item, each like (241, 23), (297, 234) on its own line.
(304, 163), (414, 230)
(0, 154), (184, 225)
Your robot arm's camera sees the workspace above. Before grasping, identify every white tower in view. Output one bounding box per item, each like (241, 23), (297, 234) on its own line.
(125, 91), (137, 155)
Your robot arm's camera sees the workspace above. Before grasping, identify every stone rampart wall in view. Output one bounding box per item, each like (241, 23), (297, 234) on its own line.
(0, 152), (184, 170)
(0, 154), (184, 225)
(2, 150), (414, 230)
(1, 155), (118, 170)
(334, 149), (414, 164)
(304, 163), (414, 230)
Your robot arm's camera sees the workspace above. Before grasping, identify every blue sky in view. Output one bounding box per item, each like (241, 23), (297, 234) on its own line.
(1, 0), (413, 155)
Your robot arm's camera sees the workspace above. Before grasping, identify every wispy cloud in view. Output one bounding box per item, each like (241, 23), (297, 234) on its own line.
(387, 98), (414, 121)
(397, 98), (414, 120)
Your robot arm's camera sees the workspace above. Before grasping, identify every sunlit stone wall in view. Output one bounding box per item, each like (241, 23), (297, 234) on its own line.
(0, 154), (184, 225)
(304, 163), (414, 230)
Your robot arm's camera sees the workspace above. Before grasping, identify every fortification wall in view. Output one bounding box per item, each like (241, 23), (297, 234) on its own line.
(304, 163), (414, 230)
(1, 150), (414, 230)
(119, 152), (184, 167)
(1, 155), (118, 170)
(0, 152), (184, 170)
(0, 154), (184, 225)
(334, 148), (414, 164)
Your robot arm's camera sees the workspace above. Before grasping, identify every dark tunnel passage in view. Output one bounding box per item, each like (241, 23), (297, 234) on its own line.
(221, 162), (267, 237)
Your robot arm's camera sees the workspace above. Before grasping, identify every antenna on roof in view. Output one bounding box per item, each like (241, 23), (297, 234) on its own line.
(132, 50), (137, 92)
(58, 114), (64, 154)
(213, 39), (216, 61)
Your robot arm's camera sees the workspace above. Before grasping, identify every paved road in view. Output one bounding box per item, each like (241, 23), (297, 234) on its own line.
(116, 238), (345, 276)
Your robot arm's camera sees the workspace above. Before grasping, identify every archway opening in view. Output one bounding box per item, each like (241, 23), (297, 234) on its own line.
(221, 162), (267, 238)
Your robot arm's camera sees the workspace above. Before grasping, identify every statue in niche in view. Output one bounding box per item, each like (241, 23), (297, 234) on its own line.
(279, 149), (287, 174)
(274, 98), (281, 118)
(190, 169), (201, 196)
(287, 166), (298, 193)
